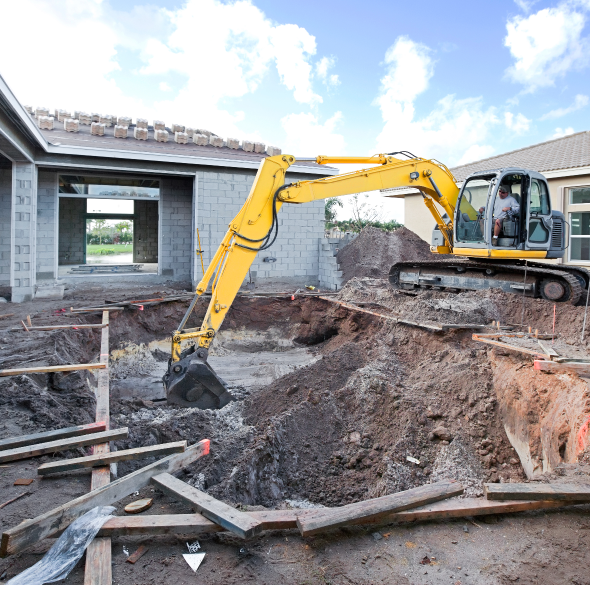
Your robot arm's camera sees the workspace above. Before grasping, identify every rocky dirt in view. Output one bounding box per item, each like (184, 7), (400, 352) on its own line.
(336, 226), (439, 284)
(2, 264), (590, 583)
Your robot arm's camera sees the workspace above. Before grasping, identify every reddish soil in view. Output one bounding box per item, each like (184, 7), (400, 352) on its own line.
(336, 226), (438, 283)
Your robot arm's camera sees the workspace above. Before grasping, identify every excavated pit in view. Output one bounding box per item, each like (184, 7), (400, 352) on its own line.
(3, 281), (590, 514)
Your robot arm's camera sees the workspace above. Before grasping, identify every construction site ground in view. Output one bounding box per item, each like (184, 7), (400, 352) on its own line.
(2, 230), (590, 584)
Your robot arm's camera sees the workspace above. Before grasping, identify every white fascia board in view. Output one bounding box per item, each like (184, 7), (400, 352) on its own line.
(44, 143), (338, 176)
(542, 166), (590, 179)
(0, 74), (48, 150)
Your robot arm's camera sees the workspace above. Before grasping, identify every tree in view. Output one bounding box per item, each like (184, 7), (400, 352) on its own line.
(325, 197), (343, 225)
(90, 219), (107, 245)
(114, 221), (131, 234)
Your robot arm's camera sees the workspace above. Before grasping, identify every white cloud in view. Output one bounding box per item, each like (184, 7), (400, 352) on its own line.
(551, 126), (575, 139)
(504, 111), (531, 133)
(0, 0), (327, 141)
(504, 4), (590, 92)
(159, 82), (172, 92)
(316, 56), (340, 87)
(456, 144), (496, 166)
(514, 0), (540, 13)
(374, 36), (500, 166)
(281, 111), (345, 155)
(0, 0), (131, 114)
(138, 0), (324, 135)
(540, 94), (589, 119)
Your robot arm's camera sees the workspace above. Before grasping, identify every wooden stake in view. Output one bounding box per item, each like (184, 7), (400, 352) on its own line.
(85, 311), (111, 586)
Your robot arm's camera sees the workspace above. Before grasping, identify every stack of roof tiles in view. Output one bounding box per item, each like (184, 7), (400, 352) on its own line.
(29, 106), (282, 155)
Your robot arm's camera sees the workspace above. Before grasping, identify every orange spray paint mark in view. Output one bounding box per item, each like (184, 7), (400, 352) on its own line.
(576, 416), (590, 455)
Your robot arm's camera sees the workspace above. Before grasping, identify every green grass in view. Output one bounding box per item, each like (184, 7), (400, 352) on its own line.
(86, 244), (133, 255)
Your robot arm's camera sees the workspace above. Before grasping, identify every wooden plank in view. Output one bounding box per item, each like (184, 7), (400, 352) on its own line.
(0, 363), (106, 377)
(485, 482), (590, 501)
(9, 323), (108, 332)
(126, 545), (148, 564)
(95, 497), (578, 538)
(98, 513), (223, 537)
(318, 297), (444, 332)
(85, 311), (111, 586)
(296, 480), (463, 537)
(0, 421), (106, 452)
(534, 359), (590, 374)
(70, 307), (124, 313)
(152, 473), (263, 539)
(38, 441), (188, 475)
(537, 340), (559, 359)
(0, 439), (210, 557)
(0, 428), (128, 464)
(440, 324), (487, 331)
(472, 335), (549, 359)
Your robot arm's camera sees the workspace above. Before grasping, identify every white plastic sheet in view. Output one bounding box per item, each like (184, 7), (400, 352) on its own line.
(7, 506), (115, 585)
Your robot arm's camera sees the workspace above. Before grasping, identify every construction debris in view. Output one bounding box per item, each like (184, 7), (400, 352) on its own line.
(0, 421), (106, 451)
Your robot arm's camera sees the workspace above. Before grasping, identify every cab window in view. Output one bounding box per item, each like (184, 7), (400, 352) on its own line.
(530, 179), (550, 215)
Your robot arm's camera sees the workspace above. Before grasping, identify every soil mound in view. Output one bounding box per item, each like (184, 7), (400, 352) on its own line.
(336, 226), (437, 284)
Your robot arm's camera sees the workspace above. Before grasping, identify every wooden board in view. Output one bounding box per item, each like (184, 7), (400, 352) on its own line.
(534, 359), (590, 374)
(38, 441), (187, 475)
(9, 324), (108, 332)
(472, 334), (549, 359)
(95, 497), (577, 538)
(0, 439), (210, 557)
(318, 297), (444, 332)
(0, 428), (128, 464)
(126, 545), (148, 564)
(85, 312), (112, 586)
(485, 482), (590, 501)
(0, 363), (106, 377)
(0, 421), (106, 452)
(296, 480), (463, 536)
(152, 472), (263, 539)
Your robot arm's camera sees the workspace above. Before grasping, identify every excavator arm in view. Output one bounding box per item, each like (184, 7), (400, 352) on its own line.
(163, 153), (460, 408)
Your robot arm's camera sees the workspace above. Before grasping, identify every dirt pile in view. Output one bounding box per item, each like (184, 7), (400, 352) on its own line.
(336, 226), (437, 284)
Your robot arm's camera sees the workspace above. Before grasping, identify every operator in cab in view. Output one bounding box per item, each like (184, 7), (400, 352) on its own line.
(479, 185), (520, 246)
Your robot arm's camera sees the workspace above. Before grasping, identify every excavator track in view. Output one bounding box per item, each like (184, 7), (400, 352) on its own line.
(389, 258), (588, 304)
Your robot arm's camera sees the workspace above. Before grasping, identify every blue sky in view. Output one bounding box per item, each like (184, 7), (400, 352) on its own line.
(1, 0), (589, 222)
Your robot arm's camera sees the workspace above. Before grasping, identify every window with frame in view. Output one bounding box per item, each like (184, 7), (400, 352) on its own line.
(570, 212), (590, 261)
(570, 187), (590, 205)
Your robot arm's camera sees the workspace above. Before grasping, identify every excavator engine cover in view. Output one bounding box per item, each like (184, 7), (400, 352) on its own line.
(163, 348), (233, 409)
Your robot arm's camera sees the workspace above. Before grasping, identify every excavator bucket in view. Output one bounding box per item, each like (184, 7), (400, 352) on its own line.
(163, 349), (233, 409)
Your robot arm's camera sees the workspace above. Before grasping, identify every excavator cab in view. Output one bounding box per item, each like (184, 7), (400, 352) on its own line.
(450, 168), (566, 257)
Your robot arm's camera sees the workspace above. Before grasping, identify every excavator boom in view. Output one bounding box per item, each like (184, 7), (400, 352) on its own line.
(163, 153), (576, 409)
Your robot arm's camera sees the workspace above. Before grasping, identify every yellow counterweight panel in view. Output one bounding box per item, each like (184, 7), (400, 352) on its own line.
(453, 248), (548, 259)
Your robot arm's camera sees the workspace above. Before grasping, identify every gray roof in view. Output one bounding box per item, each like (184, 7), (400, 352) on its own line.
(450, 130), (590, 182)
(31, 115), (331, 173)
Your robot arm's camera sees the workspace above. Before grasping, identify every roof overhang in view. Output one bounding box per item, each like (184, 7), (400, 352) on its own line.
(42, 142), (337, 175)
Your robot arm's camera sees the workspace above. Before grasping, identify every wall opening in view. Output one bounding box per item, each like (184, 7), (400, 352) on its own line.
(58, 175), (159, 276)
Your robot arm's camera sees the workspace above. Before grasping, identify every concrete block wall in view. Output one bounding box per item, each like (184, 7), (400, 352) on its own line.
(319, 234), (357, 291)
(58, 197), (86, 264)
(37, 170), (57, 279)
(160, 177), (193, 278)
(0, 157), (11, 287)
(196, 170), (325, 284)
(12, 163), (37, 302)
(134, 200), (158, 263)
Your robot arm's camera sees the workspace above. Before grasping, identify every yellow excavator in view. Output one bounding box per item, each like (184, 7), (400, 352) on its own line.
(163, 153), (587, 409)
